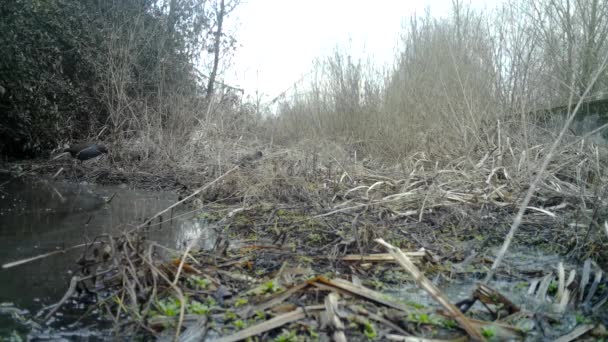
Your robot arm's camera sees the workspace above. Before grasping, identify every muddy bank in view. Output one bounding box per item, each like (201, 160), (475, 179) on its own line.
(0, 149), (269, 204)
(1, 158), (190, 191)
(3, 148), (608, 265)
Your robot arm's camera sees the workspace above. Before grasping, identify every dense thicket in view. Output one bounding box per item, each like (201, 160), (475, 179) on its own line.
(274, 0), (608, 159)
(0, 0), (233, 158)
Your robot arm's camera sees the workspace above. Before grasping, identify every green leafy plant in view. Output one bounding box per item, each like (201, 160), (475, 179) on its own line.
(409, 313), (431, 324)
(407, 301), (425, 310)
(440, 319), (458, 329)
(155, 297), (181, 317)
(188, 301), (210, 315)
(548, 281), (558, 295)
(307, 326), (319, 339)
(575, 314), (592, 324)
(206, 297), (217, 307)
(363, 321), (377, 339)
(224, 311), (238, 321)
(234, 298), (249, 307)
(273, 330), (297, 342)
(261, 280), (282, 294)
(254, 310), (266, 321)
(233, 319), (247, 329)
(188, 275), (211, 289)
(514, 282), (529, 290)
(481, 327), (495, 338)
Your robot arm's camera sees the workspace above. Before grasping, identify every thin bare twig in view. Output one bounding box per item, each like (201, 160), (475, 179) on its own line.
(129, 165), (239, 234)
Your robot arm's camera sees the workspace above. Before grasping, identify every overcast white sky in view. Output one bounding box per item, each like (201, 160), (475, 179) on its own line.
(224, 0), (497, 100)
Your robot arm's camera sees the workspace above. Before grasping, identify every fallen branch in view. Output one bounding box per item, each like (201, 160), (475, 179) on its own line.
(375, 238), (484, 341)
(2, 242), (99, 269)
(212, 305), (324, 342)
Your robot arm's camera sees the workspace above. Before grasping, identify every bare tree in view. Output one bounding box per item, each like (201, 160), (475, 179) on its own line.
(524, 0), (608, 102)
(206, 0), (225, 102)
(204, 0), (240, 104)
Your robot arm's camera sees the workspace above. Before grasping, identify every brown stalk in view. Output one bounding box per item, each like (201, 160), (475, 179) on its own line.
(375, 238), (484, 341)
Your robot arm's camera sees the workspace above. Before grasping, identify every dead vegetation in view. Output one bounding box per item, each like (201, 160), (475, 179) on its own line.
(13, 120), (606, 340)
(34, 198), (607, 340)
(3, 0), (608, 340)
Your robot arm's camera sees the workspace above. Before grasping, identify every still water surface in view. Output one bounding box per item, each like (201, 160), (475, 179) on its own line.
(0, 175), (213, 339)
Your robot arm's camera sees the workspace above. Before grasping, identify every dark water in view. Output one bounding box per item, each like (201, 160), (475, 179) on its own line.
(0, 175), (214, 340)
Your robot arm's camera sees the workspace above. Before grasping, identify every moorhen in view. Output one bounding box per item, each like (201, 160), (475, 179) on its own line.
(64, 143), (108, 161)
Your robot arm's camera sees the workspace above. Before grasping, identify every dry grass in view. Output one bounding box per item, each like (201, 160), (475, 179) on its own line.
(64, 0), (608, 264)
(8, 1), (608, 340)
(248, 1), (608, 264)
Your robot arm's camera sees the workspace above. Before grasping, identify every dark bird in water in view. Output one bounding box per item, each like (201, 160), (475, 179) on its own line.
(64, 143), (108, 161)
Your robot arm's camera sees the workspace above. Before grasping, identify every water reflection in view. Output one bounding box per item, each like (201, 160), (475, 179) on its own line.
(0, 175), (213, 338)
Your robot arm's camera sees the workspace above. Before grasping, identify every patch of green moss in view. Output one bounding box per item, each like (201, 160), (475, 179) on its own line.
(297, 256), (314, 265)
(514, 281), (529, 290)
(306, 232), (325, 244)
(382, 269), (412, 283)
(365, 279), (386, 290)
(198, 211), (223, 222)
(307, 326), (319, 339)
(233, 212), (255, 227)
(575, 314), (592, 324)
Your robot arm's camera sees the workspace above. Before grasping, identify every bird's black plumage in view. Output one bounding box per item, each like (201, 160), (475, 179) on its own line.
(64, 143), (108, 161)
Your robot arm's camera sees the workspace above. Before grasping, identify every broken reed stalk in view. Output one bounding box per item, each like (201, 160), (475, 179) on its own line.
(4, 166), (239, 270)
(161, 165), (240, 341)
(2, 242), (98, 269)
(43, 268), (111, 321)
(484, 55), (608, 284)
(132, 240), (188, 342)
(313, 195), (414, 219)
(128, 165), (239, 234)
(325, 292), (347, 342)
(172, 224), (204, 341)
(375, 238), (484, 341)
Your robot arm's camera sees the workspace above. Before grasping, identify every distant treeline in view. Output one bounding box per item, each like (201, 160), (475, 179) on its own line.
(274, 1), (608, 159)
